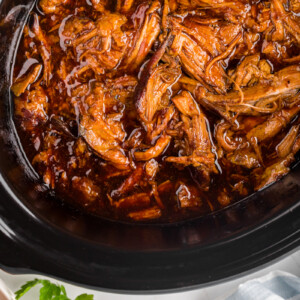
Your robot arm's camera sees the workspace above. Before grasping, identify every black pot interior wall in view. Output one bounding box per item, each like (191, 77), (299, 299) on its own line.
(0, 0), (299, 292)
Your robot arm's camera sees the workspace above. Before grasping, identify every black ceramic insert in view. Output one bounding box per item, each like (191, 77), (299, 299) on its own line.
(0, 0), (299, 293)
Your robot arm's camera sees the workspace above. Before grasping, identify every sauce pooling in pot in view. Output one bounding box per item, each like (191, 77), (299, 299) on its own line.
(12, 0), (300, 222)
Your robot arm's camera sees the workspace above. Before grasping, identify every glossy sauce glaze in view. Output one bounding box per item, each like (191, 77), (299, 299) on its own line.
(12, 0), (300, 222)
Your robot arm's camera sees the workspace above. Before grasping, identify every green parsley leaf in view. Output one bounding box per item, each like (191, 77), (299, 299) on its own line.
(60, 285), (67, 296)
(15, 279), (94, 300)
(39, 280), (62, 300)
(15, 279), (40, 299)
(75, 294), (94, 300)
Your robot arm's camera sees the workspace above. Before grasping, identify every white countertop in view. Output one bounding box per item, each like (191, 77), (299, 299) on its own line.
(1, 249), (300, 299)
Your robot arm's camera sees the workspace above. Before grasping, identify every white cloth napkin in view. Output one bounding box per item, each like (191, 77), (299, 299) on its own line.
(226, 271), (300, 300)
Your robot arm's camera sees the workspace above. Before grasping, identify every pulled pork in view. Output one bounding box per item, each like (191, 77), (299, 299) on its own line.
(12, 0), (300, 222)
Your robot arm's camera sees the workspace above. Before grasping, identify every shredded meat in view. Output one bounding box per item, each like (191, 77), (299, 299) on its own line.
(12, 64), (42, 97)
(39, 0), (70, 14)
(197, 66), (300, 119)
(167, 91), (217, 188)
(12, 0), (300, 222)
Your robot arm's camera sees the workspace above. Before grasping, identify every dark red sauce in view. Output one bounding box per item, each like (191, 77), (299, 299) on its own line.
(12, 0), (300, 222)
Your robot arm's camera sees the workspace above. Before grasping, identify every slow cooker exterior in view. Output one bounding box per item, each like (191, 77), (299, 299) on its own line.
(0, 0), (300, 293)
